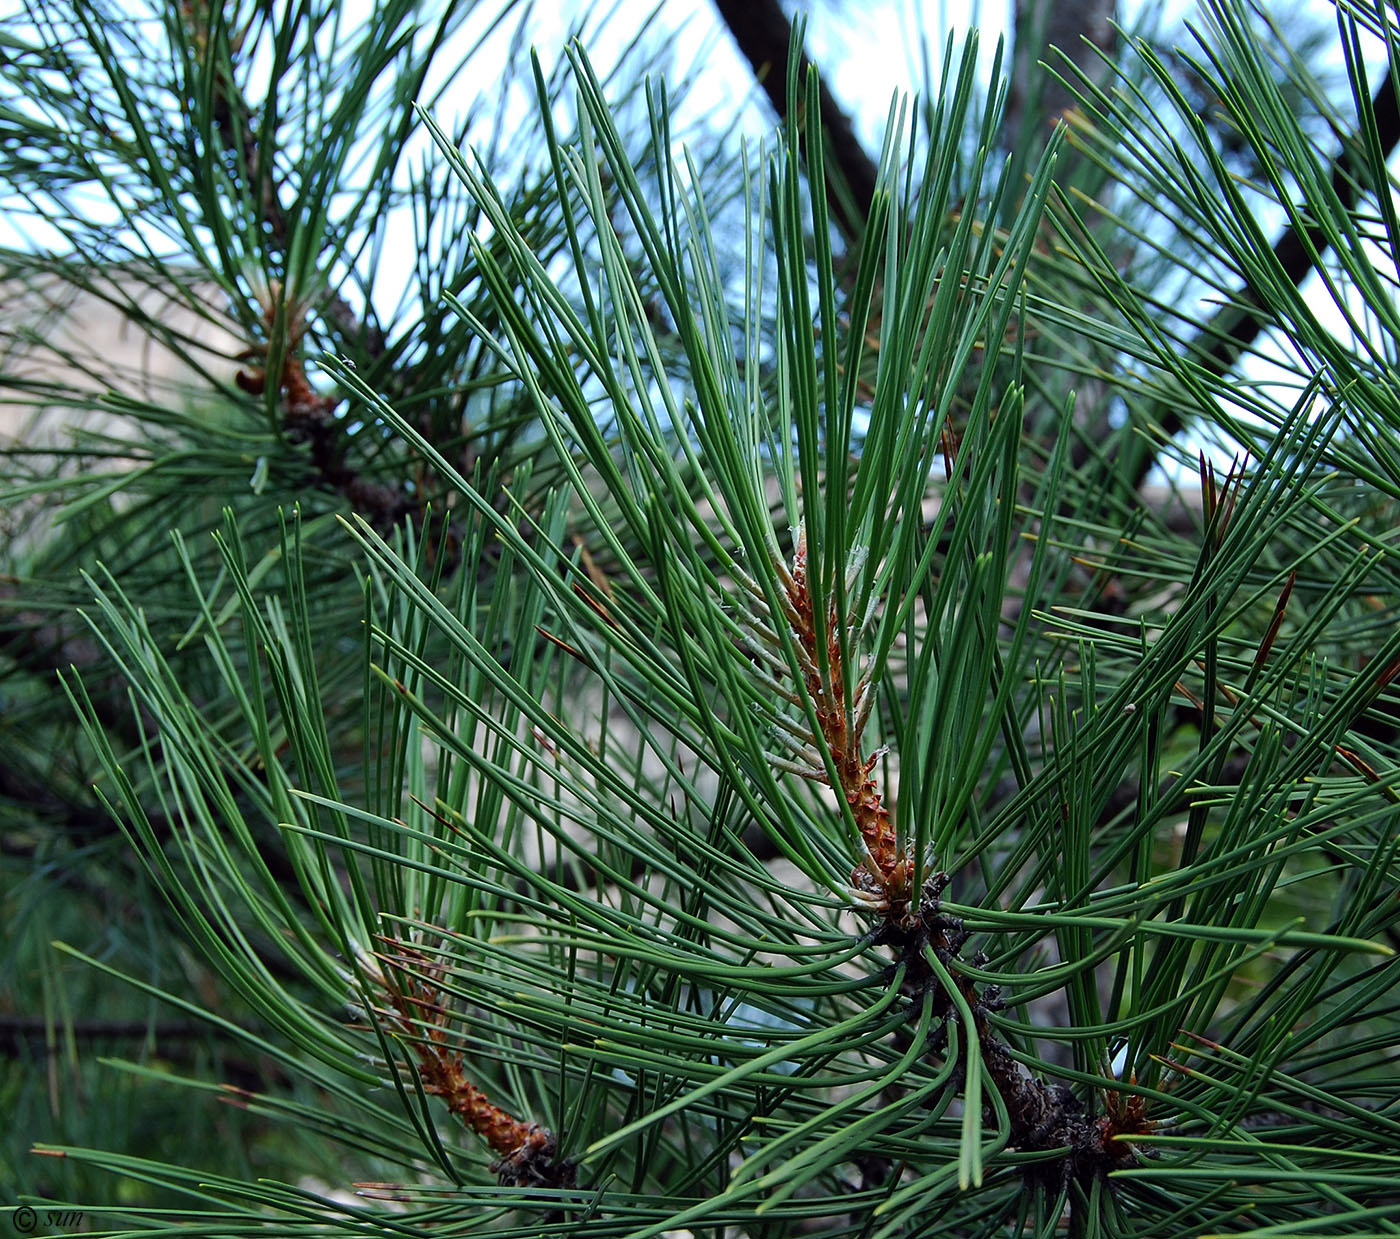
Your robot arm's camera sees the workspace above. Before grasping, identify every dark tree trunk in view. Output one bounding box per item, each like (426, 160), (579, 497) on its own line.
(710, 0), (879, 241)
(1006, 0), (1117, 142)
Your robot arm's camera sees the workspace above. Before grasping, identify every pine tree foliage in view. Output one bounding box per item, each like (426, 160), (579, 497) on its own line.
(6, 1), (1400, 1236)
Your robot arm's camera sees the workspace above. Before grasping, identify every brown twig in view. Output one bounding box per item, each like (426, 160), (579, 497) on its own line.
(778, 534), (908, 918)
(0, 1015), (250, 1053)
(366, 937), (573, 1189)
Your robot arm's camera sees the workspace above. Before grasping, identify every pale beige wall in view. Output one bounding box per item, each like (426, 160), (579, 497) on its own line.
(0, 273), (243, 446)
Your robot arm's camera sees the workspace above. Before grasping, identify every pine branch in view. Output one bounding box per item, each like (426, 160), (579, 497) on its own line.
(876, 884), (1152, 1195)
(178, 2), (420, 534)
(184, 2), (384, 361)
(1130, 67), (1400, 487)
